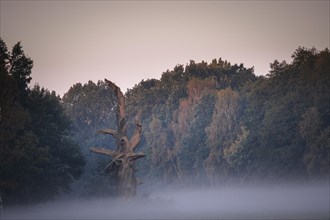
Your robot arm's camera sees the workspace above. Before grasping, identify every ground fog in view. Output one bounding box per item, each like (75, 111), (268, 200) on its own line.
(2, 181), (329, 219)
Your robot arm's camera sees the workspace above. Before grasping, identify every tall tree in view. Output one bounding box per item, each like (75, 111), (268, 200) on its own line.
(144, 116), (177, 183)
(237, 47), (330, 180)
(171, 77), (216, 184)
(0, 38), (85, 204)
(90, 79), (145, 197)
(62, 80), (118, 197)
(299, 107), (329, 177)
(204, 88), (242, 185)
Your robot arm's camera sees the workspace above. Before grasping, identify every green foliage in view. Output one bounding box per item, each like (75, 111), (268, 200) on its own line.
(204, 88), (243, 184)
(299, 107), (330, 177)
(63, 80), (117, 141)
(126, 48), (329, 185)
(0, 38), (85, 205)
(126, 59), (255, 186)
(11, 42), (33, 95)
(2, 35), (328, 203)
(237, 47), (330, 180)
(143, 116), (176, 183)
(62, 80), (118, 197)
(173, 79), (217, 183)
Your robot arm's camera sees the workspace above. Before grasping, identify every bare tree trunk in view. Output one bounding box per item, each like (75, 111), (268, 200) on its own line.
(90, 79), (145, 197)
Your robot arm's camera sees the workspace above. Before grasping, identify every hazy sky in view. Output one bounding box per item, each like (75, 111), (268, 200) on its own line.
(1, 1), (329, 96)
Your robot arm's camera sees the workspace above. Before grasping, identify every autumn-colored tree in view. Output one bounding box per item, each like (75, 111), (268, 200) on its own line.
(204, 88), (242, 185)
(171, 77), (217, 183)
(144, 116), (178, 183)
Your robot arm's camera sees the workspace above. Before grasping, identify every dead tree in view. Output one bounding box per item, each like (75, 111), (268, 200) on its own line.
(90, 79), (145, 197)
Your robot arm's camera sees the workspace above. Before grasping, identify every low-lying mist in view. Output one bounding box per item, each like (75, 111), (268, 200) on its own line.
(3, 181), (329, 219)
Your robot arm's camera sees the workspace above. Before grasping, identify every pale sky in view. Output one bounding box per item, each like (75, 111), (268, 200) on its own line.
(1, 1), (329, 96)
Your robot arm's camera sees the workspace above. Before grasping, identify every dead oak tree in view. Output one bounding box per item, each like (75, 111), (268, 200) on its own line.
(90, 79), (145, 197)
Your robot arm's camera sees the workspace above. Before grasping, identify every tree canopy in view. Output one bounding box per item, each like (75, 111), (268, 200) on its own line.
(0, 38), (85, 205)
(123, 48), (329, 185)
(64, 48), (328, 192)
(1, 36), (329, 204)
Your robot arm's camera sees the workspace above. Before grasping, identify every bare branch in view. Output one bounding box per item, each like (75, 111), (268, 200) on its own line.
(90, 147), (119, 158)
(98, 129), (118, 137)
(127, 152), (146, 161)
(105, 78), (127, 136)
(104, 153), (124, 170)
(129, 110), (142, 150)
(129, 122), (142, 151)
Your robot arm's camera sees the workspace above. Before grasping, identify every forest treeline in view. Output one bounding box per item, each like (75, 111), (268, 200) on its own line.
(0, 39), (85, 205)
(63, 46), (329, 195)
(1, 37), (329, 204)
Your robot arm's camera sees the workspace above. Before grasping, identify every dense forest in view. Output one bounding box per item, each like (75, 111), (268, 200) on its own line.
(0, 39), (85, 205)
(1, 38), (329, 205)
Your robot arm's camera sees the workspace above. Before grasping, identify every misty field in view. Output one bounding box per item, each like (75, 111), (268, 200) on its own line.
(3, 181), (329, 220)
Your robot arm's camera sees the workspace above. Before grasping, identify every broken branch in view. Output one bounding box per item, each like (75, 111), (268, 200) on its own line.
(90, 147), (119, 158)
(105, 78), (127, 136)
(129, 110), (143, 150)
(104, 153), (124, 170)
(127, 152), (146, 161)
(98, 129), (118, 137)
